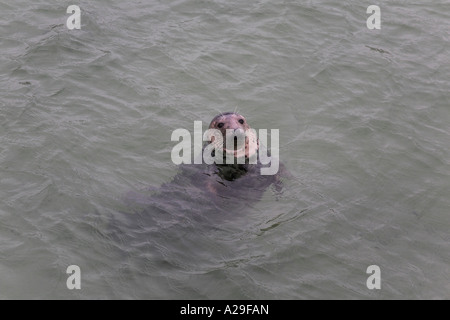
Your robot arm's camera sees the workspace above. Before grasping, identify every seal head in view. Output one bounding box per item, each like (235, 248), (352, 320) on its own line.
(206, 112), (259, 162)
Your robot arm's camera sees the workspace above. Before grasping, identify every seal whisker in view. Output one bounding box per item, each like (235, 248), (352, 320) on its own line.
(210, 106), (224, 117)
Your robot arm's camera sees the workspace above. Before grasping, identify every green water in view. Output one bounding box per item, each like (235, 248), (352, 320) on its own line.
(0, 0), (449, 299)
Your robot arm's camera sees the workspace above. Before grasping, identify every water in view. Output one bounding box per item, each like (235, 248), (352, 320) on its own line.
(0, 0), (449, 299)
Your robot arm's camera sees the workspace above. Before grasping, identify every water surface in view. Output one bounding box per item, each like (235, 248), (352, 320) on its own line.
(0, 0), (449, 299)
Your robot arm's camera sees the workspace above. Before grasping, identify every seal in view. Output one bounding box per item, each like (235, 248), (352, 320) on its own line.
(125, 112), (288, 212)
(206, 112), (259, 162)
(199, 112), (286, 198)
(114, 113), (290, 278)
(203, 112), (260, 181)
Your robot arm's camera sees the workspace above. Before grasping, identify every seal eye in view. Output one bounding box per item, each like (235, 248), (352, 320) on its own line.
(238, 119), (244, 124)
(217, 123), (224, 128)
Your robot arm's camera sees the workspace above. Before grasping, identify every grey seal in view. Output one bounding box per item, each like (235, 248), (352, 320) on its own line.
(125, 112), (288, 213)
(186, 111), (287, 202)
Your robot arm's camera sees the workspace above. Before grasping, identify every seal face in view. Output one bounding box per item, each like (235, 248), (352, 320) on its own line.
(206, 112), (259, 163)
(201, 112), (268, 182)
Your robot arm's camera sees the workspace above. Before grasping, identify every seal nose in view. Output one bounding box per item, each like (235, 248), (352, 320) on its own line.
(224, 128), (246, 151)
(226, 128), (245, 137)
(234, 128), (245, 137)
(233, 128), (246, 149)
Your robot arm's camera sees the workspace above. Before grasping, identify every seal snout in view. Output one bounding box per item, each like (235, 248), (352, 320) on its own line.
(207, 112), (259, 159)
(230, 128), (246, 150)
